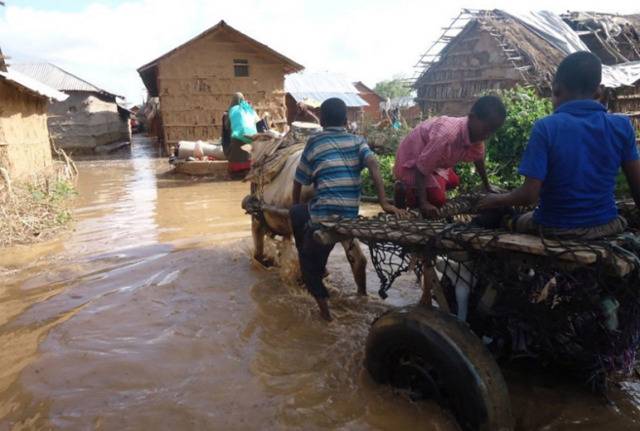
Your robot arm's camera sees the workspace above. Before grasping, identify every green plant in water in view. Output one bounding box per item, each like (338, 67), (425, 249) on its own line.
(51, 180), (77, 202)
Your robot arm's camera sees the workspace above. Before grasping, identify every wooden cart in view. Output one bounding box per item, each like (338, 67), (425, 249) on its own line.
(313, 201), (640, 431)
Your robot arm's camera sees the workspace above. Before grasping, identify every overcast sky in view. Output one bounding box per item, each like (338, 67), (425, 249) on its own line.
(1, 0), (638, 104)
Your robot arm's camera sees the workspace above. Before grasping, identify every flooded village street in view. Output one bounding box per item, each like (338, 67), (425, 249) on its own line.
(2, 0), (640, 429)
(0, 136), (638, 430)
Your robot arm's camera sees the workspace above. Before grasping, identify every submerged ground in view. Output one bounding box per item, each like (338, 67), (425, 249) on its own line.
(0, 136), (639, 430)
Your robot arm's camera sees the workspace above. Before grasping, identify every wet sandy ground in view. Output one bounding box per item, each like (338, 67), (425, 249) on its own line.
(1, 136), (639, 430)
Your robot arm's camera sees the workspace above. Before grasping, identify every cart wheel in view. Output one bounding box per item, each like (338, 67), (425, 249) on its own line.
(365, 305), (513, 431)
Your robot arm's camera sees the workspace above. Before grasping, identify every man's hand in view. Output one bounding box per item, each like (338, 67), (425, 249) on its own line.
(476, 193), (505, 211)
(381, 202), (410, 218)
(420, 202), (440, 219)
(477, 178), (542, 211)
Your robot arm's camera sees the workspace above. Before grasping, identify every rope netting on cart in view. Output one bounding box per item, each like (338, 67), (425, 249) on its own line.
(317, 195), (640, 390)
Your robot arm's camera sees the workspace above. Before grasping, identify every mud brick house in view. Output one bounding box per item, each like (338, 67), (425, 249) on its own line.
(137, 20), (303, 151)
(0, 50), (68, 181)
(12, 63), (131, 154)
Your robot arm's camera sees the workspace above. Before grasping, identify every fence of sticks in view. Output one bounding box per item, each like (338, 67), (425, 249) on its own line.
(315, 195), (640, 391)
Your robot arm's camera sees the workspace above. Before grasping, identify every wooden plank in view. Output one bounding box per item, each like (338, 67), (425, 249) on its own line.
(320, 220), (633, 277)
(446, 232), (632, 276)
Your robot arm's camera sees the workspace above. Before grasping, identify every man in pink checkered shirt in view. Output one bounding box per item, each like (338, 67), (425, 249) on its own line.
(394, 96), (506, 218)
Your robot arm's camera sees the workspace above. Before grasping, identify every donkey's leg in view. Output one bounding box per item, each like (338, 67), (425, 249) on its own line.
(252, 216), (269, 266)
(341, 239), (367, 295)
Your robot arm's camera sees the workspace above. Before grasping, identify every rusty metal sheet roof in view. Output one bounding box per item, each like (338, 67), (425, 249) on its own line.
(286, 72), (368, 107)
(602, 61), (640, 88)
(11, 63), (119, 97)
(0, 67), (68, 101)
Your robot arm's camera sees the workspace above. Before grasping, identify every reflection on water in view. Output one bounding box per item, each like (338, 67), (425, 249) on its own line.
(0, 136), (639, 430)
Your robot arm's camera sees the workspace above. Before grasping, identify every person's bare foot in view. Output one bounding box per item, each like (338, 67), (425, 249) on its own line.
(314, 297), (333, 322)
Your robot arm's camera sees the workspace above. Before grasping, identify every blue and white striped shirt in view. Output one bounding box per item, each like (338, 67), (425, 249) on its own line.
(295, 127), (374, 223)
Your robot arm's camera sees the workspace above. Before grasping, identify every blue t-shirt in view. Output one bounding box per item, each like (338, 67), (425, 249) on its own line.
(295, 127), (374, 223)
(519, 100), (639, 229)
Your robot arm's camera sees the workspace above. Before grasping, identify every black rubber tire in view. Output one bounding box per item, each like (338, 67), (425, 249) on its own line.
(365, 305), (513, 431)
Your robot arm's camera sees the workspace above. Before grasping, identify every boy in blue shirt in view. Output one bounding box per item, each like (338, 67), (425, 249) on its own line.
(290, 98), (405, 321)
(478, 51), (640, 239)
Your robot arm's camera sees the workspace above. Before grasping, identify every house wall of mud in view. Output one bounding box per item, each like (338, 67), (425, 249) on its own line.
(48, 92), (131, 152)
(415, 25), (523, 116)
(0, 79), (53, 181)
(156, 29), (288, 146)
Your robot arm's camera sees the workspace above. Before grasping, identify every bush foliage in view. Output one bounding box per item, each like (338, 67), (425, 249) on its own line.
(1, 179), (76, 247)
(361, 154), (395, 199)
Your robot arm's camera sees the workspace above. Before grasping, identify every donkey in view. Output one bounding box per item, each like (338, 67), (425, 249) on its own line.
(242, 132), (368, 295)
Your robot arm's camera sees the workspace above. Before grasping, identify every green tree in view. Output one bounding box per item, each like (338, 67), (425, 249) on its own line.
(374, 77), (412, 99)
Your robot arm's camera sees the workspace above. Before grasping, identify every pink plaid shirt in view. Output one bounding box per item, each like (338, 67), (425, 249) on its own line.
(394, 116), (485, 188)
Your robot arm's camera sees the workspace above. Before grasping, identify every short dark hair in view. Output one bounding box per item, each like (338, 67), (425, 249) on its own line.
(554, 51), (602, 96)
(320, 98), (347, 127)
(470, 95), (506, 122)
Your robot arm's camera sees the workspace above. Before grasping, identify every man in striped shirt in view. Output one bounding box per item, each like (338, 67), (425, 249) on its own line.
(290, 98), (405, 321)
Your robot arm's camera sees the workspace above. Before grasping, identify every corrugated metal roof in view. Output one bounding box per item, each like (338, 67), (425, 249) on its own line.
(285, 72), (368, 107)
(505, 11), (589, 56)
(0, 68), (68, 101)
(602, 61), (640, 88)
(11, 63), (119, 97)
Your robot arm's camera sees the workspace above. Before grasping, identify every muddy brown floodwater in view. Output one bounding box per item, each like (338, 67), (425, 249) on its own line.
(1, 136), (639, 430)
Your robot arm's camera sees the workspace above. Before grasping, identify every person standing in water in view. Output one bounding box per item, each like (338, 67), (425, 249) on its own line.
(227, 92), (259, 178)
(290, 98), (406, 321)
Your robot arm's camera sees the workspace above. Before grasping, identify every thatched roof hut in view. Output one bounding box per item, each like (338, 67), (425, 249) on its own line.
(413, 10), (584, 115)
(412, 9), (640, 130)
